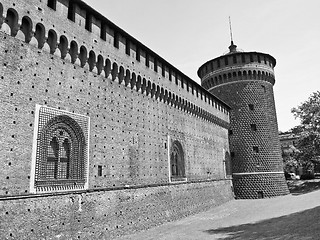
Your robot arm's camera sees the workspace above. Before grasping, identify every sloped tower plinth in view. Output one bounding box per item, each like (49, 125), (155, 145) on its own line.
(198, 42), (289, 199)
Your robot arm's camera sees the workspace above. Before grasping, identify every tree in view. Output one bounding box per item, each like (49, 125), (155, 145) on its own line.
(291, 91), (320, 178)
(291, 91), (320, 132)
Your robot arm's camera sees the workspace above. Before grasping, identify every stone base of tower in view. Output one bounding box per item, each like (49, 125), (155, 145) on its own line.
(232, 173), (290, 199)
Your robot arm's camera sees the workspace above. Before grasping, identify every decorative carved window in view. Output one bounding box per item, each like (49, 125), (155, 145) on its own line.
(170, 140), (186, 181)
(30, 105), (89, 193)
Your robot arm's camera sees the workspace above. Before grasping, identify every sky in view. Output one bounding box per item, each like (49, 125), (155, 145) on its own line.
(84, 0), (320, 132)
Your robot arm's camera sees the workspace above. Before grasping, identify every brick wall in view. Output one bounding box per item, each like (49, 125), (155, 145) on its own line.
(0, 1), (233, 236)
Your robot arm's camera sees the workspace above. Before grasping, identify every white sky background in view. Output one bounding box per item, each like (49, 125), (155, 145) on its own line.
(84, 0), (320, 132)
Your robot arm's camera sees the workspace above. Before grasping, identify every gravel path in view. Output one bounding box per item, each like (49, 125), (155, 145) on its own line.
(116, 189), (320, 240)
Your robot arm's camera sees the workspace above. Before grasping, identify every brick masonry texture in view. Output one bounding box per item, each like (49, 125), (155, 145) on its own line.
(0, 0), (233, 238)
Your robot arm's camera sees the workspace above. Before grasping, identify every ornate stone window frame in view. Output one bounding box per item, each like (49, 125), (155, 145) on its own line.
(30, 105), (90, 193)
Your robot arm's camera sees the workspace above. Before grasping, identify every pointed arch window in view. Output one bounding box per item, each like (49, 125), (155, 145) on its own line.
(170, 140), (186, 181)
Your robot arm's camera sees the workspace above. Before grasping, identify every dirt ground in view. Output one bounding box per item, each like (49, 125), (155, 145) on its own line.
(115, 180), (320, 240)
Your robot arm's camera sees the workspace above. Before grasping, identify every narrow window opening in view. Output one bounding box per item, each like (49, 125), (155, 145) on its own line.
(85, 13), (92, 32)
(98, 165), (102, 176)
(217, 59), (220, 68)
(154, 59), (158, 72)
(100, 24), (106, 41)
(114, 31), (119, 49)
(229, 129), (233, 135)
(125, 39), (130, 55)
(145, 53), (149, 67)
(67, 2), (75, 22)
(136, 47), (140, 61)
(248, 104), (254, 111)
(162, 63), (165, 77)
(225, 57), (228, 66)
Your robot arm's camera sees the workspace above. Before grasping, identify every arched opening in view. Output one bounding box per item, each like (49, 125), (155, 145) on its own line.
(88, 50), (96, 71)
(124, 69), (131, 86)
(47, 29), (57, 54)
(146, 81), (152, 96)
(79, 46), (87, 67)
(5, 8), (19, 36)
(111, 62), (118, 81)
(141, 78), (147, 94)
(170, 140), (185, 181)
(257, 71), (261, 80)
(58, 35), (68, 59)
(168, 91), (172, 105)
(130, 72), (136, 90)
(155, 85), (160, 100)
(248, 70), (252, 79)
(35, 23), (46, 49)
(253, 70), (257, 79)
(164, 89), (168, 103)
(104, 59), (112, 78)
(159, 88), (164, 101)
(151, 83), (156, 98)
(69, 40), (78, 63)
(20, 16), (33, 43)
(136, 75), (142, 92)
(243, 71), (247, 79)
(96, 55), (104, 75)
(118, 66), (125, 84)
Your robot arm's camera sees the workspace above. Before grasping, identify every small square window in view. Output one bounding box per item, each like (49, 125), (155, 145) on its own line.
(229, 130), (233, 135)
(253, 146), (259, 153)
(248, 104), (254, 111)
(250, 124), (257, 131)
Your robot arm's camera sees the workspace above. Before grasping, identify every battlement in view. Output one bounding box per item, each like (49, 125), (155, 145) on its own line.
(198, 52), (276, 90)
(0, 0), (230, 122)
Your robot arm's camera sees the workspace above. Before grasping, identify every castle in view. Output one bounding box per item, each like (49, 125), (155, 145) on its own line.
(0, 0), (287, 239)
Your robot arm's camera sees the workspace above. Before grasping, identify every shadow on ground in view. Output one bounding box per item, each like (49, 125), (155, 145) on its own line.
(288, 179), (320, 195)
(204, 206), (320, 240)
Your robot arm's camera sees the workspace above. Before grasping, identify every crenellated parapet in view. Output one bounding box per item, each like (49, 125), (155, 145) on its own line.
(198, 51), (276, 90)
(0, 0), (230, 124)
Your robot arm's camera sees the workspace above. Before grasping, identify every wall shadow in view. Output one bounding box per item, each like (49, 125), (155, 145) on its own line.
(204, 206), (320, 239)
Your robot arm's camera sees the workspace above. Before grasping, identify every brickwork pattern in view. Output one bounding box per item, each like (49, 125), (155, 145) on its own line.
(233, 173), (289, 199)
(0, 6), (233, 237)
(0, 179), (233, 239)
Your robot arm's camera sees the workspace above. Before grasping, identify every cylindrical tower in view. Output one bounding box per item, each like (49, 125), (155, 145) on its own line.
(198, 42), (289, 199)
